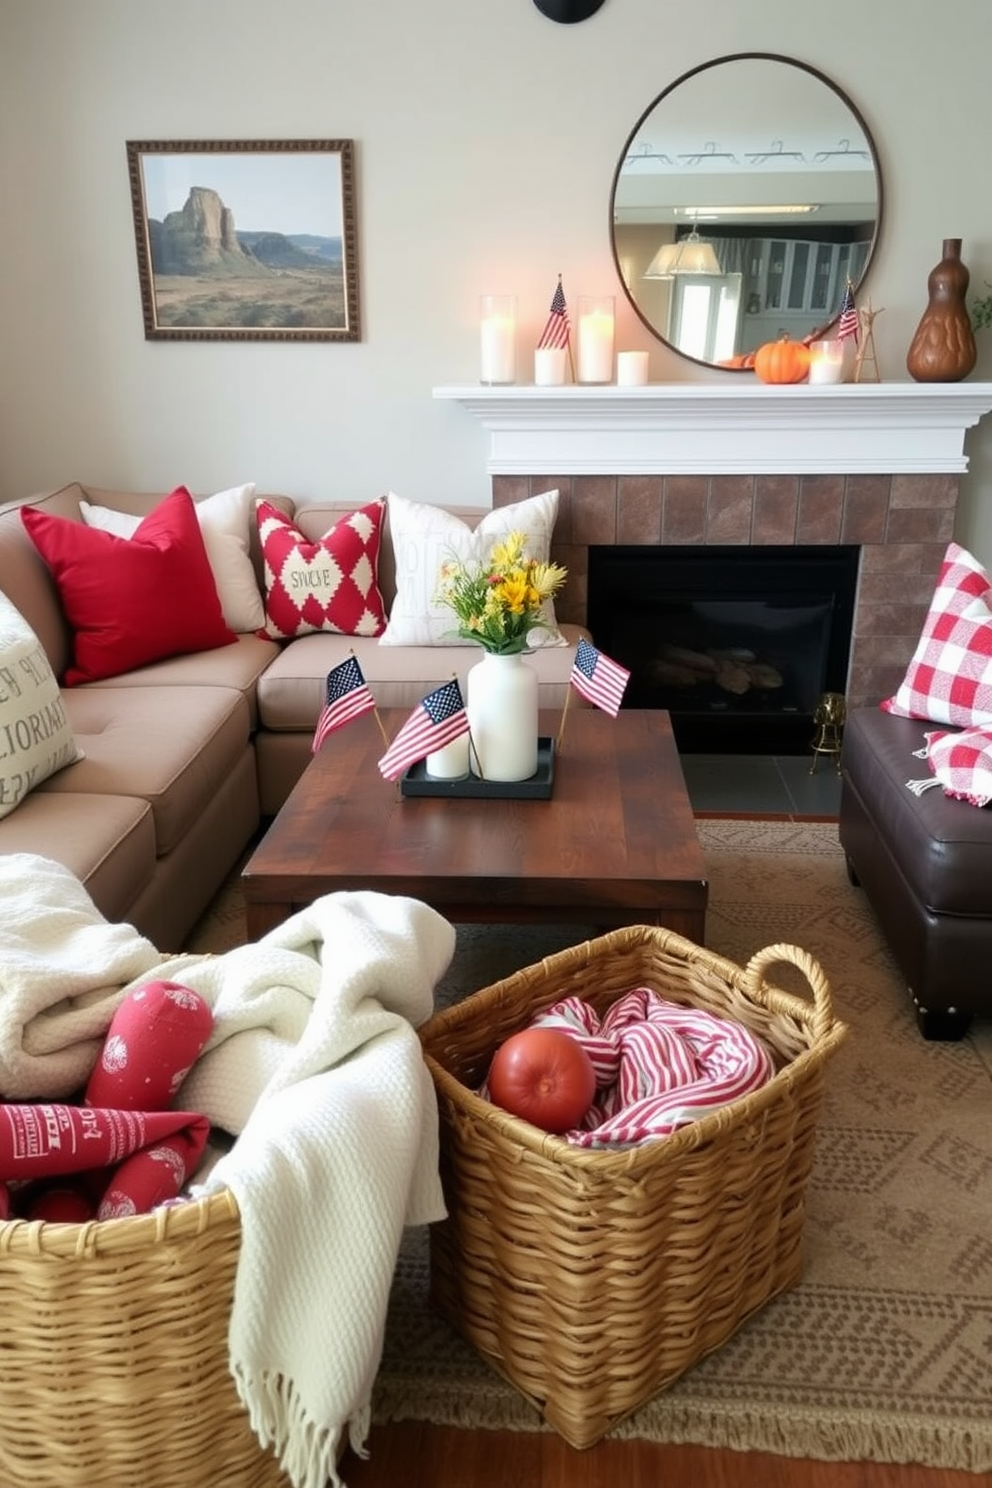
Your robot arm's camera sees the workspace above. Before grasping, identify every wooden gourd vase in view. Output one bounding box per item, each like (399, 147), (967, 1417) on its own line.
(906, 238), (977, 382)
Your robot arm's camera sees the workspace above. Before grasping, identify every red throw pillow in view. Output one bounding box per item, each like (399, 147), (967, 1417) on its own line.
(256, 498), (387, 640)
(85, 980), (214, 1111)
(882, 542), (992, 727)
(21, 486), (237, 685)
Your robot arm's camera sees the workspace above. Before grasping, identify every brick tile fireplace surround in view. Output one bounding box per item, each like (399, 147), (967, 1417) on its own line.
(493, 470), (956, 712)
(437, 382), (992, 715)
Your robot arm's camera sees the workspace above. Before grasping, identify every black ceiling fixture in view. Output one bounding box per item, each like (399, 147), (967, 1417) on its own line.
(532, 0), (607, 22)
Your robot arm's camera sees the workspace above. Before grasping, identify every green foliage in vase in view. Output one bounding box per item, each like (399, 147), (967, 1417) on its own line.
(972, 284), (992, 331)
(434, 531), (567, 655)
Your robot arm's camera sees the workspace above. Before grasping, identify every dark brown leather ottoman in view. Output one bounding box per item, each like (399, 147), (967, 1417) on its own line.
(838, 707), (992, 1039)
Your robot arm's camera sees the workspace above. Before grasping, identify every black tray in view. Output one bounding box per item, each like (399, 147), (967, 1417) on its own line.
(401, 737), (555, 799)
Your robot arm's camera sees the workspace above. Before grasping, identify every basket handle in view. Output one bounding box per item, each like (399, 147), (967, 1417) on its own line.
(742, 942), (834, 1042)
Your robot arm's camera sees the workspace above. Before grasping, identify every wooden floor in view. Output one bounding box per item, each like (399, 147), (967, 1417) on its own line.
(344, 1423), (990, 1487)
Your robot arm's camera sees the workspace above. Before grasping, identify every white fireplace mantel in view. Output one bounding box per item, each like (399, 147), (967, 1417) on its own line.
(432, 382), (992, 477)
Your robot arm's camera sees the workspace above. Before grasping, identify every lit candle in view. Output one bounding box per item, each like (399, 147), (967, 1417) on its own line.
(616, 350), (649, 386)
(577, 296), (615, 384)
(479, 295), (516, 385)
(807, 338), (845, 385)
(534, 346), (567, 385)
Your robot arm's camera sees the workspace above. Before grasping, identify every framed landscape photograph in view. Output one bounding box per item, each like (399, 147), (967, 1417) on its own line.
(126, 139), (360, 342)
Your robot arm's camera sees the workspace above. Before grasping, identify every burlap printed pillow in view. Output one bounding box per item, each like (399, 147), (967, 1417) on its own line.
(256, 498), (387, 640)
(0, 588), (81, 820)
(881, 542), (992, 727)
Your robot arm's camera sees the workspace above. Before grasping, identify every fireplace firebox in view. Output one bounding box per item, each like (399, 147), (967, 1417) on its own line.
(587, 545), (860, 754)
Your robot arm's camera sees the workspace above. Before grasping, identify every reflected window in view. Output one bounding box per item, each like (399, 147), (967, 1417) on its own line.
(670, 275), (742, 362)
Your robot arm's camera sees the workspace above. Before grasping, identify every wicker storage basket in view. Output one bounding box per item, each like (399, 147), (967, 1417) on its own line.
(0, 1188), (289, 1488)
(420, 924), (847, 1450)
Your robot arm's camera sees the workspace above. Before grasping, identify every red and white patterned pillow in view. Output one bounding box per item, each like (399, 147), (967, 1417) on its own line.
(881, 542), (992, 727)
(256, 498), (387, 640)
(924, 726), (992, 808)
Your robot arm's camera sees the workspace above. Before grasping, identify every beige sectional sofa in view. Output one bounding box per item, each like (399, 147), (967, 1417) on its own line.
(0, 482), (586, 949)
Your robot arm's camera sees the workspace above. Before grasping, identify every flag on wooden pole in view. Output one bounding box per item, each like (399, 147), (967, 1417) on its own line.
(311, 655), (376, 753)
(537, 275), (570, 350)
(378, 678), (470, 781)
(569, 637), (630, 717)
(836, 280), (859, 342)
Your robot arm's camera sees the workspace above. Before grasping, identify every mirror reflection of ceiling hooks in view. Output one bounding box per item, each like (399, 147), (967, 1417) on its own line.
(813, 137), (871, 162)
(678, 140), (738, 166)
(624, 142), (675, 165)
(745, 139), (806, 164)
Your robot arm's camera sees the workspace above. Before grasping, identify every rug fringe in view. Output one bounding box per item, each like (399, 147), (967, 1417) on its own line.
(372, 1386), (992, 1473)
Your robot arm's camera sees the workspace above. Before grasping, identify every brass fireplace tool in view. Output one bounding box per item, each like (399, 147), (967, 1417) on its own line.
(809, 692), (847, 775)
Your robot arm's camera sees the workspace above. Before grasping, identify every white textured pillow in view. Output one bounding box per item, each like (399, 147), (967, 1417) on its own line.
(0, 589), (81, 820)
(80, 483), (264, 633)
(380, 489), (564, 647)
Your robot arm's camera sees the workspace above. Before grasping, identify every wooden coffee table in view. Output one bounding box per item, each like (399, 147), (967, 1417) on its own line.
(242, 708), (707, 941)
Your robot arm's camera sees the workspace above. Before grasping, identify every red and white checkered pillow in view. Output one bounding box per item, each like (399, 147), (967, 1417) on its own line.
(882, 542), (992, 727)
(256, 498), (387, 640)
(924, 727), (992, 808)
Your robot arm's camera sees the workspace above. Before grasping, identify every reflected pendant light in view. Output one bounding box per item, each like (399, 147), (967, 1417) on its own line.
(644, 228), (721, 279)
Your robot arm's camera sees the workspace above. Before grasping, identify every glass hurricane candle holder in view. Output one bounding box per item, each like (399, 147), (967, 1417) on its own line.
(577, 296), (615, 384)
(479, 295), (517, 385)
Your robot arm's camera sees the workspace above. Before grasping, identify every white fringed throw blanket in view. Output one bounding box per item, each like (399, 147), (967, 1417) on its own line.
(0, 854), (456, 1488)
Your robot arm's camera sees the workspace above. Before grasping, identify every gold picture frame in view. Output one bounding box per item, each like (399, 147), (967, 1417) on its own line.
(126, 138), (360, 342)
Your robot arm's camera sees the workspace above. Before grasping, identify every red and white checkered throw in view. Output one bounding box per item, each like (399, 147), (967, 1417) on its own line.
(533, 987), (774, 1147)
(911, 727), (992, 808)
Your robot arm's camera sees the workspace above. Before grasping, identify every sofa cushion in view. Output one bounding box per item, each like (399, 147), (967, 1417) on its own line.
(82, 633), (280, 729)
(257, 623), (592, 730)
(80, 483), (264, 633)
(256, 498), (387, 640)
(0, 588), (82, 820)
(0, 789), (156, 923)
(841, 707), (992, 916)
(882, 541), (992, 727)
(380, 489), (564, 648)
(21, 487), (237, 686)
(40, 683), (252, 856)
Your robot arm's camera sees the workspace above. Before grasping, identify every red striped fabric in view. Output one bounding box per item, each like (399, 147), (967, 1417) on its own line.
(533, 987), (774, 1147)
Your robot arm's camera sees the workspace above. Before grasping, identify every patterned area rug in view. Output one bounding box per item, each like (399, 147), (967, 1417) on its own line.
(186, 820), (992, 1470)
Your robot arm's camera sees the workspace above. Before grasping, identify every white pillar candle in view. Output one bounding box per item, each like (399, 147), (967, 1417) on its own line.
(479, 295), (516, 385)
(616, 350), (649, 386)
(807, 338), (845, 385)
(576, 296), (615, 384)
(425, 734), (470, 779)
(534, 346), (567, 385)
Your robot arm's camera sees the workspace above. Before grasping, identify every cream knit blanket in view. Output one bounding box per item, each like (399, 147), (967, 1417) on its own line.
(0, 855), (455, 1488)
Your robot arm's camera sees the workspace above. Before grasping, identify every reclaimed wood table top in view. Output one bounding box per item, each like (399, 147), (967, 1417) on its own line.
(242, 708), (708, 940)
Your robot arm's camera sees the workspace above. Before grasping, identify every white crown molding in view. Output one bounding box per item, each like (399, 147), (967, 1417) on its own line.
(432, 382), (992, 476)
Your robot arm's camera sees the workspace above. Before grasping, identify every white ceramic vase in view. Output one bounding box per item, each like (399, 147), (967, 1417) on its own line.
(467, 651), (539, 782)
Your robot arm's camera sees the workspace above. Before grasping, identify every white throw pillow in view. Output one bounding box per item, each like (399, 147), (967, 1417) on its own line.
(0, 589), (82, 820)
(380, 489), (565, 647)
(80, 482), (264, 633)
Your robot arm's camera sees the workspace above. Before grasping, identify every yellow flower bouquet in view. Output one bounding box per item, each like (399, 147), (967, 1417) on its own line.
(434, 531), (568, 655)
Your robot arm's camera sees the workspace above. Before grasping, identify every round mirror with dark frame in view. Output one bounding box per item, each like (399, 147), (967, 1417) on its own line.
(610, 53), (883, 370)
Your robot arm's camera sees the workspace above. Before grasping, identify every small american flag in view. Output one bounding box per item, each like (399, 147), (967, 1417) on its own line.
(378, 678), (469, 781)
(836, 280), (859, 342)
(311, 655), (376, 753)
(537, 276), (570, 351)
(570, 637), (630, 717)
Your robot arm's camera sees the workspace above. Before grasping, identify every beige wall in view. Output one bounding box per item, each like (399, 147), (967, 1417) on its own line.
(2, 0), (991, 563)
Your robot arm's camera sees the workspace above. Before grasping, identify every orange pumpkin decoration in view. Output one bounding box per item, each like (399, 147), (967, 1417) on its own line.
(753, 336), (811, 384)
